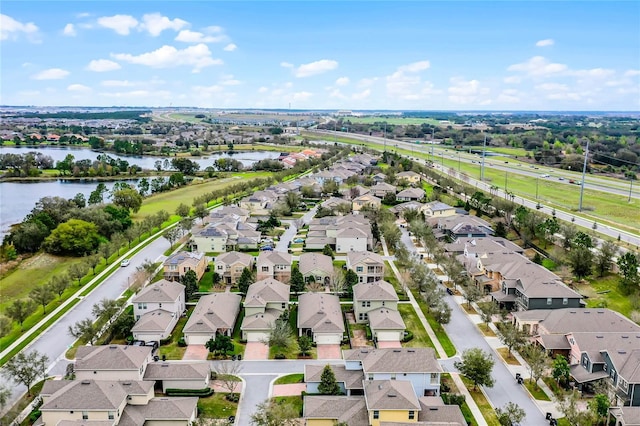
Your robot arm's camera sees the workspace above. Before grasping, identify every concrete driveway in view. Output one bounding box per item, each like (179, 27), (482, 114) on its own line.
(272, 383), (306, 397)
(377, 340), (402, 349)
(316, 344), (342, 359)
(244, 342), (269, 360)
(182, 345), (208, 360)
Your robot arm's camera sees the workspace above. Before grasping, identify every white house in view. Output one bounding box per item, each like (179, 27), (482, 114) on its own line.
(298, 293), (345, 345)
(183, 293), (241, 345)
(347, 251), (385, 283)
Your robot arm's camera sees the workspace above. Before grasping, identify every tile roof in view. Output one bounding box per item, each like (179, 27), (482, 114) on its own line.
(133, 279), (185, 304)
(183, 293), (241, 333)
(297, 293), (345, 333)
(342, 348), (442, 374)
(353, 280), (398, 301)
(364, 380), (421, 410)
(303, 395), (368, 425)
(75, 345), (151, 372)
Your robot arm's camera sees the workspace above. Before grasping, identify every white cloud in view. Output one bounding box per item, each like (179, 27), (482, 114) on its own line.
(97, 14), (139, 35)
(140, 13), (188, 36)
(503, 76), (521, 84)
(448, 77), (490, 104)
(398, 60), (430, 72)
(571, 68), (615, 79)
(175, 30), (221, 43)
(624, 69), (640, 77)
(352, 89), (371, 100)
(386, 60), (438, 100)
(220, 74), (241, 86)
(335, 77), (350, 86)
(1, 14), (39, 41)
(536, 38), (554, 47)
(67, 84), (91, 92)
(328, 88), (346, 99)
(223, 43), (237, 52)
(86, 59), (121, 72)
(507, 56), (567, 77)
(99, 89), (172, 99)
(101, 80), (134, 87)
(292, 91), (313, 101)
(280, 62), (294, 68)
(258, 86), (269, 93)
(358, 77), (378, 88)
(496, 89), (521, 104)
(293, 59), (338, 77)
(32, 68), (70, 80)
(63, 23), (76, 36)
(535, 82), (568, 91)
(112, 44), (222, 72)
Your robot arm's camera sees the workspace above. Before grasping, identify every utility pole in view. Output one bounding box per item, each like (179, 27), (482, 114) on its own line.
(480, 134), (487, 181)
(630, 178), (634, 203)
(578, 138), (589, 211)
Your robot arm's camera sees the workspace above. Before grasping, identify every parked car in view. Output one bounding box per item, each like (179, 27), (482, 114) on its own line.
(120, 259), (130, 267)
(293, 238), (304, 243)
(261, 246), (273, 251)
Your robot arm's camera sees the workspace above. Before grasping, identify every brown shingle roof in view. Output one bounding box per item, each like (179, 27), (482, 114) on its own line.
(183, 293), (241, 333)
(75, 345), (151, 372)
(364, 380), (421, 410)
(131, 309), (175, 333)
(342, 348), (442, 373)
(305, 364), (364, 390)
(119, 397), (197, 426)
(41, 380), (152, 411)
(297, 293), (345, 333)
(298, 253), (333, 276)
(368, 308), (406, 330)
(144, 362), (209, 381)
(244, 278), (290, 307)
(303, 395), (368, 425)
(353, 280), (398, 301)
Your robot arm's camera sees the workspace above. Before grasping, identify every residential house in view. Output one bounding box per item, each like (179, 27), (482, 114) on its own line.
(414, 396), (467, 425)
(304, 395), (369, 426)
(610, 407), (640, 426)
(204, 205), (249, 225)
(191, 225), (230, 253)
(372, 173), (387, 183)
(487, 252), (583, 311)
(133, 280), (185, 320)
(239, 189), (279, 215)
(39, 379), (197, 426)
(445, 237), (524, 257)
(304, 364), (365, 396)
(321, 197), (352, 212)
(183, 292), (241, 345)
(298, 253), (334, 286)
(342, 185), (371, 200)
(214, 251), (254, 285)
(371, 182), (397, 198)
(353, 194), (382, 212)
(191, 221), (260, 253)
(298, 292), (345, 345)
(132, 310), (179, 343)
(241, 278), (290, 341)
(368, 308), (406, 345)
(364, 380), (421, 426)
(422, 201), (456, 218)
(256, 251), (292, 282)
(395, 187), (425, 202)
(347, 251), (385, 283)
(389, 201), (425, 218)
(75, 345), (154, 381)
(163, 251), (207, 282)
(343, 348), (443, 397)
(144, 362), (211, 392)
(429, 214), (494, 240)
(395, 171), (421, 185)
(306, 214), (373, 253)
(353, 280), (399, 323)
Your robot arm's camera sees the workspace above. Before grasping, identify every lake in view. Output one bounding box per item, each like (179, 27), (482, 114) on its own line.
(0, 147), (282, 238)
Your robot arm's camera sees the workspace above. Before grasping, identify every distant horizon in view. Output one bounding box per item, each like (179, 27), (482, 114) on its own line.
(2, 2), (638, 110)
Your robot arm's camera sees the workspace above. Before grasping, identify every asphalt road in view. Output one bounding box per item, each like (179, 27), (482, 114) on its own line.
(1, 237), (170, 415)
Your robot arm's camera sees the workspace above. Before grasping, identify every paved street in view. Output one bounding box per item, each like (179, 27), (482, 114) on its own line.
(275, 206), (317, 252)
(0, 236), (170, 414)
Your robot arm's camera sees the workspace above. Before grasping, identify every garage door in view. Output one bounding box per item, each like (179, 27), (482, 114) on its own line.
(133, 332), (163, 343)
(246, 331), (269, 342)
(315, 333), (341, 345)
(185, 334), (213, 345)
(376, 331), (402, 342)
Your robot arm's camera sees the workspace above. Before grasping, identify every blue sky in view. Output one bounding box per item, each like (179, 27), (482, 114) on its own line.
(1, 1), (639, 110)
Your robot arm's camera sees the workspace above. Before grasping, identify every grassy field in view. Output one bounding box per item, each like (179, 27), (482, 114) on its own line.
(398, 304), (435, 349)
(576, 273), (631, 317)
(484, 147), (529, 157)
(346, 116), (441, 126)
(272, 396), (304, 417)
(524, 380), (551, 401)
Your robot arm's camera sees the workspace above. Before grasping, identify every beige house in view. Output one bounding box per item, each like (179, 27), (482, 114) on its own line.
(368, 308), (406, 343)
(256, 251), (292, 282)
(370, 182), (397, 198)
(347, 251), (385, 283)
(298, 293), (345, 345)
(364, 380), (421, 426)
(396, 170), (421, 185)
(144, 362), (211, 392)
(422, 201), (456, 218)
(163, 251), (207, 282)
(204, 205), (249, 225)
(396, 187), (425, 202)
(352, 193), (382, 212)
(304, 395), (369, 426)
(132, 280), (186, 335)
(214, 251), (254, 285)
(183, 293), (241, 345)
(39, 379), (197, 426)
(132, 310), (178, 343)
(298, 252), (334, 286)
(241, 278), (290, 341)
(353, 280), (399, 323)
(75, 345), (153, 381)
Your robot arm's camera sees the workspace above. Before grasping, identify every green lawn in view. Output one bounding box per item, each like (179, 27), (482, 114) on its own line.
(485, 147), (528, 157)
(524, 380), (551, 401)
(408, 289), (457, 357)
(460, 376), (501, 426)
(576, 273), (631, 317)
(274, 373), (304, 385)
(441, 373), (478, 426)
(197, 393), (238, 419)
(496, 347), (521, 366)
(346, 116), (441, 126)
(158, 308), (192, 360)
(272, 396), (304, 416)
(398, 304), (435, 349)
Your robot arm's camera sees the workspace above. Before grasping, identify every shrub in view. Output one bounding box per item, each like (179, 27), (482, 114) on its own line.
(165, 388), (214, 397)
(177, 337), (187, 347)
(441, 393), (465, 406)
(402, 330), (414, 343)
(275, 353), (286, 359)
(225, 393), (239, 402)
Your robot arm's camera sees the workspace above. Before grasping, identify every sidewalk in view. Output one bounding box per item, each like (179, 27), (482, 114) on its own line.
(380, 237), (488, 426)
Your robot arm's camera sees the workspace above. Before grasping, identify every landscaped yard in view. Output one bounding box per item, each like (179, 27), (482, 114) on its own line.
(197, 393), (238, 420)
(158, 309), (192, 360)
(576, 273), (631, 317)
(409, 289), (457, 357)
(477, 323), (497, 337)
(524, 380), (551, 401)
(272, 396), (303, 417)
(274, 373), (304, 385)
(496, 347), (521, 366)
(460, 376), (501, 426)
(398, 304), (435, 349)
(440, 373), (478, 426)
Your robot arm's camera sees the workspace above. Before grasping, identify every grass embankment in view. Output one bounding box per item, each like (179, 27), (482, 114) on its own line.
(408, 288), (456, 357)
(274, 374), (304, 385)
(197, 393), (238, 420)
(524, 380), (551, 401)
(397, 304), (435, 349)
(460, 376), (501, 426)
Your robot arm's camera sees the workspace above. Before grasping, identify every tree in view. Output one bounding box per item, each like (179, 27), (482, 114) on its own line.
(589, 394), (610, 425)
(212, 361), (242, 393)
(380, 221), (401, 248)
(494, 221), (508, 238)
(498, 322), (527, 357)
(432, 300), (452, 325)
(522, 344), (547, 386)
(0, 385), (11, 411)
(43, 219), (101, 256)
(454, 348), (495, 390)
(318, 364), (341, 395)
(250, 399), (298, 426)
(567, 245), (593, 280)
(290, 266), (305, 295)
(49, 274), (69, 298)
(181, 270), (199, 300)
(7, 299), (35, 329)
(552, 355), (571, 387)
(68, 317), (99, 344)
(163, 227), (181, 248)
(462, 283), (483, 308)
(30, 285), (54, 314)
(112, 188), (143, 213)
(194, 203), (208, 223)
(111, 312), (136, 339)
(87, 253), (102, 274)
(92, 298), (121, 322)
(496, 402), (526, 426)
(618, 252), (640, 293)
(2, 350), (50, 395)
(238, 267), (255, 294)
(322, 244), (335, 259)
(179, 217), (194, 235)
(0, 315), (12, 337)
(88, 183), (108, 205)
(573, 231), (593, 249)
(206, 335), (234, 357)
(99, 242), (113, 264)
(344, 269), (359, 298)
(479, 302), (499, 328)
(264, 317), (296, 351)
(329, 266), (346, 295)
(298, 335), (312, 356)
(557, 389), (597, 426)
(68, 261), (89, 285)
(175, 203), (190, 217)
(595, 241), (618, 277)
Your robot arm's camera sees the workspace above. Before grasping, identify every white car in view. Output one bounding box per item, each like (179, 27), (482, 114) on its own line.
(541, 174), (550, 178)
(120, 259), (131, 267)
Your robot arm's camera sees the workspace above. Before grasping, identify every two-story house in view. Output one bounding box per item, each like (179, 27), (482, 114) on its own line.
(305, 364), (365, 396)
(353, 280), (405, 344)
(214, 251), (254, 285)
(183, 292), (241, 345)
(422, 201), (456, 218)
(347, 251), (385, 283)
(298, 252), (334, 286)
(298, 293), (345, 345)
(352, 194), (382, 212)
(241, 278), (290, 342)
(256, 251), (292, 282)
(204, 205), (249, 225)
(429, 214), (494, 241)
(191, 225), (230, 253)
(131, 280), (186, 343)
(163, 251), (207, 282)
(395, 171), (421, 185)
(364, 380), (421, 426)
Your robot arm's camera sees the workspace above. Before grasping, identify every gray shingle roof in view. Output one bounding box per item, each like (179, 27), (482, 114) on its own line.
(215, 251), (253, 267)
(396, 188), (425, 199)
(244, 278), (290, 307)
(183, 293), (241, 333)
(298, 253), (333, 276)
(75, 345), (151, 372)
(368, 308), (406, 330)
(241, 308), (281, 331)
(342, 348), (442, 374)
(41, 380), (153, 411)
(164, 251), (205, 267)
(131, 309), (175, 333)
(119, 397), (197, 426)
(364, 380), (421, 410)
(144, 362), (210, 381)
(347, 251), (384, 267)
(257, 251), (292, 267)
(418, 396), (466, 424)
(305, 364), (364, 390)
(297, 293), (345, 333)
(133, 280), (185, 304)
(303, 395), (368, 425)
(353, 280), (398, 302)
(514, 308), (640, 335)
